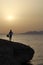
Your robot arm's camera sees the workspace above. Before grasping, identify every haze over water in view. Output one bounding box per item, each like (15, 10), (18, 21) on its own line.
(0, 34), (43, 65)
(0, 0), (43, 34)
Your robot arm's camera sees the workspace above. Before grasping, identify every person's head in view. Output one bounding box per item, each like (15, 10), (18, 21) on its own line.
(10, 29), (12, 32)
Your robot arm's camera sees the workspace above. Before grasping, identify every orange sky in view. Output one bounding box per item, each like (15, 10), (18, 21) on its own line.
(0, 0), (43, 33)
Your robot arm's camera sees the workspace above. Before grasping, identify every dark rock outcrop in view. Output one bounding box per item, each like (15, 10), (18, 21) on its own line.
(0, 39), (35, 65)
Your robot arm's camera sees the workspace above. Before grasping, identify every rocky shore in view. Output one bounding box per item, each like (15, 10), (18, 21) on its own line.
(0, 39), (34, 65)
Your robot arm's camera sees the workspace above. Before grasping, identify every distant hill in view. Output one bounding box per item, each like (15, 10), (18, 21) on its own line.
(20, 31), (43, 34)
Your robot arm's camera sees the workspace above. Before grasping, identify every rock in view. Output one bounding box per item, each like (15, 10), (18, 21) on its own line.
(0, 39), (35, 65)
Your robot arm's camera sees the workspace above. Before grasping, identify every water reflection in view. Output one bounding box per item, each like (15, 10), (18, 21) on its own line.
(22, 62), (33, 65)
(38, 63), (43, 65)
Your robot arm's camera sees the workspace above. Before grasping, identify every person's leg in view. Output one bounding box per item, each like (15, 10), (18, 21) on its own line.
(10, 36), (12, 41)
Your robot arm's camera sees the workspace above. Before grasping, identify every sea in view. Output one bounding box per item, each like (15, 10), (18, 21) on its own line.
(0, 34), (43, 65)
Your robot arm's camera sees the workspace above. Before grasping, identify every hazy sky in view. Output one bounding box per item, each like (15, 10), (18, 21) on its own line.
(0, 0), (43, 33)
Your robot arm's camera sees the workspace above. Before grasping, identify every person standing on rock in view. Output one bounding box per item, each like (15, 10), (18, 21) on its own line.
(7, 29), (13, 41)
(9, 29), (13, 41)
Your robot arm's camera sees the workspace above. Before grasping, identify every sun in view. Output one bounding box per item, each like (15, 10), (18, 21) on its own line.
(5, 15), (14, 22)
(7, 16), (14, 21)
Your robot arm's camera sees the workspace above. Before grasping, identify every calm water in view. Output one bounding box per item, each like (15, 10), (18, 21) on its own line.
(0, 34), (43, 65)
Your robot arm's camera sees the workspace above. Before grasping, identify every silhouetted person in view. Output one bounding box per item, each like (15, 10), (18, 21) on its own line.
(8, 30), (13, 41)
